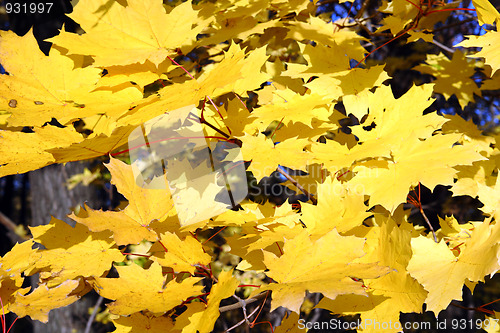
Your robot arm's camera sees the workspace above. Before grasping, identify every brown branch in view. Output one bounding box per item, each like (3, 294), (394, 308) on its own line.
(355, 0), (371, 19)
(84, 295), (104, 333)
(219, 292), (268, 313)
(419, 205), (438, 243)
(276, 167), (317, 205)
(450, 301), (494, 315)
(0, 210), (29, 243)
(431, 17), (475, 33)
(225, 306), (261, 333)
(432, 39), (455, 53)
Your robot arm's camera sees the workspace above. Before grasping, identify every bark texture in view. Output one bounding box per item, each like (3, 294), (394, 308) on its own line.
(29, 162), (101, 333)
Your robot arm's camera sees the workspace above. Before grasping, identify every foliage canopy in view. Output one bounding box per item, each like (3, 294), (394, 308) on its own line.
(1, 0), (500, 331)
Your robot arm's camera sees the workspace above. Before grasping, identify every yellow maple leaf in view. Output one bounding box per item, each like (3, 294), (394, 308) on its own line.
(238, 133), (311, 180)
(317, 216), (426, 332)
(436, 216), (476, 252)
(271, 0), (312, 15)
(111, 312), (179, 333)
(104, 157), (174, 225)
(414, 51), (481, 108)
(442, 113), (495, 153)
(30, 217), (125, 286)
(301, 176), (370, 235)
(0, 240), (40, 314)
(213, 201), (300, 231)
(271, 115), (340, 143)
(93, 261), (203, 315)
(49, 0), (209, 66)
(8, 280), (79, 323)
(160, 152), (240, 227)
(200, 15), (275, 47)
(407, 219), (500, 314)
(284, 17), (367, 60)
(208, 97), (253, 138)
(349, 133), (485, 212)
(310, 138), (375, 173)
(471, 0), (500, 25)
(482, 311), (500, 333)
(0, 268), (30, 317)
(220, 204), (302, 271)
(98, 61), (173, 89)
(476, 173), (500, 215)
(69, 205), (159, 246)
(310, 86), (445, 176)
(175, 269), (239, 333)
(457, 30), (500, 75)
(117, 44), (269, 128)
(264, 59), (308, 96)
(249, 90), (331, 128)
(0, 30), (142, 128)
(305, 65), (390, 109)
(274, 311), (307, 332)
(353, 84), (441, 140)
(149, 233), (211, 274)
(0, 125), (81, 177)
(361, 217), (427, 325)
(316, 294), (389, 332)
(0, 29), (98, 127)
(225, 204), (303, 255)
(243, 223), (305, 254)
(48, 126), (136, 163)
(258, 229), (391, 313)
(283, 42), (350, 78)
(112, 312), (180, 333)
(0, 239), (40, 275)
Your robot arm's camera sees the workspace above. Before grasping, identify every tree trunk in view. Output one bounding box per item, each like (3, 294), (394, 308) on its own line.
(29, 162), (102, 333)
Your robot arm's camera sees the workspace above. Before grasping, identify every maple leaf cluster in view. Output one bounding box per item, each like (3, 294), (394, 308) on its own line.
(1, 0), (500, 332)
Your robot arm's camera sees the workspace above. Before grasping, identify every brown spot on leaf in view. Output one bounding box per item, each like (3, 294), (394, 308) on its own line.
(34, 101), (44, 105)
(8, 99), (17, 108)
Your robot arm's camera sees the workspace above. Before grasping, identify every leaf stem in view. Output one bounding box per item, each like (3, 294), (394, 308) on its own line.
(167, 55), (194, 80)
(419, 204), (437, 243)
(276, 167), (317, 205)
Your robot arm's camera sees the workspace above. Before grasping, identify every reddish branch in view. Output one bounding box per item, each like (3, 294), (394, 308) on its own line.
(407, 184), (437, 242)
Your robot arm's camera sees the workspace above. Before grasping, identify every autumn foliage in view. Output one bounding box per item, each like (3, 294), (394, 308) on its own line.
(1, 0), (500, 332)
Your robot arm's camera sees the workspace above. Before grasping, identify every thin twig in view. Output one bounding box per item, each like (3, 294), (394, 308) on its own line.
(354, 0), (371, 19)
(167, 56), (194, 80)
(0, 210), (28, 242)
(276, 167), (317, 205)
(431, 17), (475, 33)
(419, 205), (438, 243)
(450, 301), (494, 315)
(432, 39), (455, 54)
(84, 295), (104, 333)
(225, 305), (261, 332)
(233, 295), (251, 325)
(220, 292), (268, 313)
(407, 185), (437, 242)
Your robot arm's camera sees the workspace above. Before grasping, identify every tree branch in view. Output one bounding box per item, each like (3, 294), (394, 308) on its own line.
(276, 167), (317, 205)
(84, 295), (104, 333)
(219, 292), (268, 313)
(0, 210), (29, 243)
